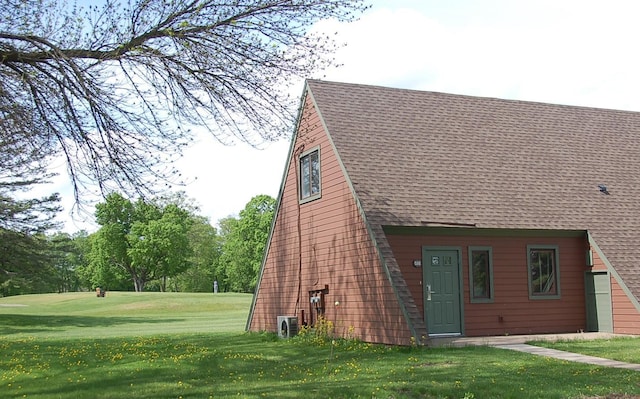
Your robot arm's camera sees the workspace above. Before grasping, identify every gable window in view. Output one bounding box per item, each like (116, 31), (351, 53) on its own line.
(527, 245), (560, 299)
(469, 247), (493, 303)
(299, 147), (321, 202)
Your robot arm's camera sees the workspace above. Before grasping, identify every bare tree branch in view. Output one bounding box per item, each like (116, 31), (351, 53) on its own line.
(0, 0), (369, 206)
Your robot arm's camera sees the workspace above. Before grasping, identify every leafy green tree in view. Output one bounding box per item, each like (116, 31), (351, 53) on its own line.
(172, 217), (221, 292)
(65, 231), (94, 291)
(87, 229), (134, 292)
(89, 193), (136, 290)
(218, 195), (275, 292)
(1, 0), (367, 202)
(89, 192), (193, 292)
(212, 216), (236, 292)
(46, 232), (81, 293)
(128, 204), (193, 292)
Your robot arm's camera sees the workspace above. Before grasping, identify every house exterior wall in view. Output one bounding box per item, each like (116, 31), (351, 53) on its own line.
(386, 231), (589, 336)
(248, 94), (415, 345)
(590, 247), (640, 334)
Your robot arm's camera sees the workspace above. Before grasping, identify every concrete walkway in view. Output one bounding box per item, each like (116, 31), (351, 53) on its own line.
(493, 343), (640, 371)
(429, 332), (640, 371)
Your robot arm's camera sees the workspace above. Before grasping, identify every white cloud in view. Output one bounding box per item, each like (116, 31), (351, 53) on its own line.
(322, 0), (640, 111)
(174, 132), (291, 226)
(314, 7), (445, 88)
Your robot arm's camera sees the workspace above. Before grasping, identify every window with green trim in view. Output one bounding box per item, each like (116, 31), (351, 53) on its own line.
(527, 245), (560, 299)
(469, 247), (493, 302)
(299, 147), (320, 202)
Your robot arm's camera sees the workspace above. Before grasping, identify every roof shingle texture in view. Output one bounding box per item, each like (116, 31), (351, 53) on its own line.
(306, 80), (640, 301)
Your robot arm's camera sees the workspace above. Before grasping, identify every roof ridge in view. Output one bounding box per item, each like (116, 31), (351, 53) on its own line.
(306, 78), (640, 114)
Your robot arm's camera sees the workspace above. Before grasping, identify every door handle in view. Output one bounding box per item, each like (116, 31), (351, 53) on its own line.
(426, 284), (436, 301)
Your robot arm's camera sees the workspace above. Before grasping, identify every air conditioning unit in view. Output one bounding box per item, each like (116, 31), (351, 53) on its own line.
(277, 316), (298, 338)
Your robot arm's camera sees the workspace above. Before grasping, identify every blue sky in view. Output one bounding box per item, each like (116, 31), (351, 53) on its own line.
(52, 0), (640, 232)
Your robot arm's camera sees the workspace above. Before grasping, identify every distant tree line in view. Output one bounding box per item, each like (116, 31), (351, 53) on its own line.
(0, 193), (275, 297)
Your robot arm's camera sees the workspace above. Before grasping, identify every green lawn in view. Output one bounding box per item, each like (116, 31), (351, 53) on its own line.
(534, 337), (640, 364)
(1, 292), (639, 399)
(0, 291), (251, 338)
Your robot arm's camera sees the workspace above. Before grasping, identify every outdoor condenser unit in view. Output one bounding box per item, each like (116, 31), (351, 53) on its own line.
(277, 316), (298, 338)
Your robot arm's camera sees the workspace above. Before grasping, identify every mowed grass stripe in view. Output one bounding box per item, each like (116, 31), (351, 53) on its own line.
(0, 292), (252, 338)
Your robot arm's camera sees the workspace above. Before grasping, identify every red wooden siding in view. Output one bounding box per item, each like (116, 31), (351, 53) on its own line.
(248, 95), (415, 345)
(589, 247), (640, 334)
(387, 233), (588, 336)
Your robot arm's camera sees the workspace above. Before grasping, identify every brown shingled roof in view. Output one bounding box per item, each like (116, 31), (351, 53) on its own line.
(306, 79), (640, 302)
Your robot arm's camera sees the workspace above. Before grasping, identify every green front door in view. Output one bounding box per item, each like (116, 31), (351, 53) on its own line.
(423, 248), (463, 335)
(585, 271), (613, 332)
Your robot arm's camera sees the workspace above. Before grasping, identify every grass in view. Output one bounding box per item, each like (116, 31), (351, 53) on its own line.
(533, 337), (640, 364)
(0, 291), (251, 338)
(1, 292), (639, 399)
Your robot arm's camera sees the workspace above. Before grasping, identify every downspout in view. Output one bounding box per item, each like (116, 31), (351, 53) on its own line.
(293, 144), (305, 319)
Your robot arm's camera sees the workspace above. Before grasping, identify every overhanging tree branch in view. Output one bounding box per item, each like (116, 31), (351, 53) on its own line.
(0, 0), (369, 206)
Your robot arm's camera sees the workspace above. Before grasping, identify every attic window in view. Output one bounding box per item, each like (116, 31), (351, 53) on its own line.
(299, 147), (321, 202)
